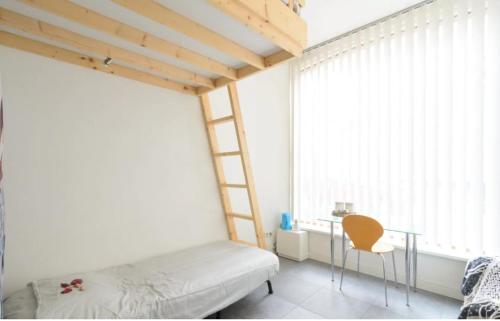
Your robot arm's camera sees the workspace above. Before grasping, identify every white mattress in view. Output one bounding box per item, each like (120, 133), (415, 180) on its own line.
(3, 241), (279, 318)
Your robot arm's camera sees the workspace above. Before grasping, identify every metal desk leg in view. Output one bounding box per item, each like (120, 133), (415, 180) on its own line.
(331, 222), (335, 281)
(413, 234), (417, 292)
(342, 229), (346, 269)
(405, 233), (410, 306)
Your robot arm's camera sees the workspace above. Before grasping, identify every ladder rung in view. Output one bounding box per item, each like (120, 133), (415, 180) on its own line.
(228, 213), (253, 220)
(214, 151), (241, 157)
(207, 115), (234, 125)
(221, 183), (248, 188)
(233, 239), (258, 247)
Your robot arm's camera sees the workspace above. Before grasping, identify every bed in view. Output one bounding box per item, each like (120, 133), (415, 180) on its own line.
(3, 241), (279, 319)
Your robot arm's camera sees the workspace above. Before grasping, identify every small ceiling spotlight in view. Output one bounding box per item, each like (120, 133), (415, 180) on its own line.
(103, 57), (113, 67)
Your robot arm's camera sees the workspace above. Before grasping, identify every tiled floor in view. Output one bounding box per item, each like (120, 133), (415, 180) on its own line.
(210, 257), (463, 319)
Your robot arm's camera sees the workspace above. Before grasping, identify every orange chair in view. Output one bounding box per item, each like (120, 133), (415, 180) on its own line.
(339, 214), (398, 306)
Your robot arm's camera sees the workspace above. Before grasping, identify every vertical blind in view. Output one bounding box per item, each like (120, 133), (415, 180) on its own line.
(292, 0), (500, 257)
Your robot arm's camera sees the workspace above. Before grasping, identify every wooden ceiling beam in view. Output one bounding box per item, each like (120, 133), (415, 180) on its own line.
(19, 0), (238, 81)
(0, 8), (214, 89)
(0, 31), (197, 95)
(209, 0), (306, 57)
(199, 50), (293, 95)
(112, 0), (266, 70)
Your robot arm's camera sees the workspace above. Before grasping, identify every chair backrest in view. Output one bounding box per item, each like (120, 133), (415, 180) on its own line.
(342, 214), (384, 252)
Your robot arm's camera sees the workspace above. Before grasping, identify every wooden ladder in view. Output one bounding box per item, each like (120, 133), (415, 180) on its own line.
(199, 83), (266, 249)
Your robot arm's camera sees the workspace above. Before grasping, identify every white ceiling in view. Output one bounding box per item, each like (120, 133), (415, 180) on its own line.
(301, 0), (423, 47)
(0, 0), (424, 83)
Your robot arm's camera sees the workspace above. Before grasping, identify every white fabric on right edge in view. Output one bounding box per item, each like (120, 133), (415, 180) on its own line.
(461, 257), (500, 319)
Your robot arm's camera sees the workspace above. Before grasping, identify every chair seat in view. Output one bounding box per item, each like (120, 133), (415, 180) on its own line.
(350, 241), (394, 253)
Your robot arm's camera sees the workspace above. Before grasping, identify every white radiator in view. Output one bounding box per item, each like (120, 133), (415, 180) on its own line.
(276, 229), (308, 261)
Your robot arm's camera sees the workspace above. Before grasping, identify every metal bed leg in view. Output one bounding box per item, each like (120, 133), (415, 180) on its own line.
(266, 280), (273, 294)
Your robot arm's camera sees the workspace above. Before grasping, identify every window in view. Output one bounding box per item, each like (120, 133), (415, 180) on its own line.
(292, 0), (500, 257)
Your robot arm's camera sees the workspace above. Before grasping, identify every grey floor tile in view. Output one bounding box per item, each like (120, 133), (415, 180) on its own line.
(278, 257), (300, 275)
(383, 287), (462, 319)
(324, 270), (398, 308)
(324, 268), (463, 319)
(216, 257), (463, 319)
(236, 294), (297, 319)
(289, 259), (333, 286)
(272, 272), (323, 304)
(441, 304), (462, 319)
(300, 288), (372, 318)
(283, 306), (324, 319)
(361, 305), (405, 319)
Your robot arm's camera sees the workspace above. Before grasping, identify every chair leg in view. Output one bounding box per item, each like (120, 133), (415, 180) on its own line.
(380, 254), (388, 307)
(340, 249), (350, 291)
(357, 250), (360, 276)
(391, 251), (398, 288)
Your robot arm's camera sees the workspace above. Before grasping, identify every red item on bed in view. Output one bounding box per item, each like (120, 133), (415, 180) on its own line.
(60, 287), (72, 294)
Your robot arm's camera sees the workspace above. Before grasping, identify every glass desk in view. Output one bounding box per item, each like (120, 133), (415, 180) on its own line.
(318, 216), (422, 306)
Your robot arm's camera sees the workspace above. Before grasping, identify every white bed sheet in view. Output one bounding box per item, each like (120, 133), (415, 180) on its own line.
(3, 241), (279, 319)
(3, 286), (37, 319)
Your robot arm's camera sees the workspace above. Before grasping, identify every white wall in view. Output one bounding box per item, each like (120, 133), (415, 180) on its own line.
(0, 45), (291, 296)
(0, 46), (229, 296)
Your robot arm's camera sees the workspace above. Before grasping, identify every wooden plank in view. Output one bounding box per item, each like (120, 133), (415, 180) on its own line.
(207, 115), (234, 125)
(209, 0), (306, 56)
(0, 8), (214, 89)
(228, 213), (254, 220)
(221, 183), (248, 188)
(263, 50), (295, 69)
(112, 0), (265, 70)
(237, 0), (307, 47)
(214, 151), (241, 157)
(227, 83), (266, 248)
(20, 0), (237, 80)
(0, 31), (196, 95)
(199, 50), (293, 95)
(200, 94), (238, 241)
(240, 0), (307, 45)
(238, 50), (293, 78)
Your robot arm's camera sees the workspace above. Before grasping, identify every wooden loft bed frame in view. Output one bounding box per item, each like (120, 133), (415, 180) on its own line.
(0, 0), (307, 249)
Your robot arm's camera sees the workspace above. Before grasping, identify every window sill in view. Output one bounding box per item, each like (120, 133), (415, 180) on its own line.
(299, 225), (470, 263)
